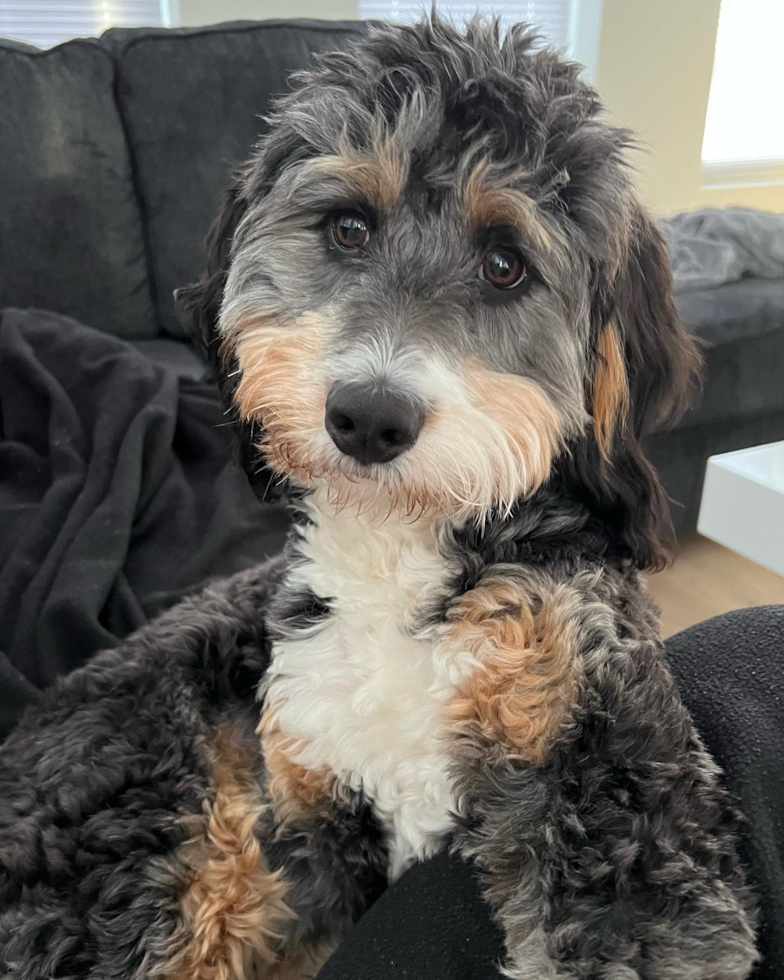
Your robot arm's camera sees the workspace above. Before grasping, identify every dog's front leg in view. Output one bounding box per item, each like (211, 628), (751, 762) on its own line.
(234, 708), (389, 980)
(157, 702), (388, 980)
(441, 575), (758, 979)
(0, 556), (386, 980)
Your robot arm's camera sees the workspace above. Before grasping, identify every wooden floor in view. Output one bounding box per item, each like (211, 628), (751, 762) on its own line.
(646, 533), (784, 638)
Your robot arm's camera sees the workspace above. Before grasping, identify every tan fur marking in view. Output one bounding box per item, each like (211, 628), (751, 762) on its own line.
(232, 312), (330, 480)
(163, 729), (295, 980)
(593, 323), (629, 460)
(259, 709), (337, 825)
(445, 579), (579, 764)
(462, 359), (564, 499)
(307, 136), (406, 212)
(462, 160), (552, 251)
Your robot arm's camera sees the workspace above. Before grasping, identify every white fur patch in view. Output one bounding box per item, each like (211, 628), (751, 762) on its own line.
(264, 489), (474, 879)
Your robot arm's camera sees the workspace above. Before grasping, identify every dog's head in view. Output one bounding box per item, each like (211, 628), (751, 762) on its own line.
(181, 16), (700, 569)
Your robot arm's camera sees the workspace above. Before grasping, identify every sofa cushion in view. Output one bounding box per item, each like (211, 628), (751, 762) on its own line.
(132, 338), (206, 380)
(0, 39), (157, 339)
(646, 410), (784, 536)
(675, 278), (784, 429)
(104, 19), (367, 339)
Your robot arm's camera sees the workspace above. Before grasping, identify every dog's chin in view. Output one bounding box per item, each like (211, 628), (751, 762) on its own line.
(263, 447), (437, 519)
(261, 438), (551, 525)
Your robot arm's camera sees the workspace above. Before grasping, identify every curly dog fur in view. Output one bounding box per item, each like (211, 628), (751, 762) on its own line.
(0, 16), (757, 979)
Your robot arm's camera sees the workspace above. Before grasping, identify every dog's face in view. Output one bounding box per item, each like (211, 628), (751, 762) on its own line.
(221, 143), (588, 519)
(184, 17), (700, 566)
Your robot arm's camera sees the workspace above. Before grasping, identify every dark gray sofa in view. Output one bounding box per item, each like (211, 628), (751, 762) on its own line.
(2, 18), (783, 535)
(0, 19), (366, 367)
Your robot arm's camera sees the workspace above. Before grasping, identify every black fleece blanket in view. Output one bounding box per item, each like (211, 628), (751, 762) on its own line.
(0, 308), (288, 739)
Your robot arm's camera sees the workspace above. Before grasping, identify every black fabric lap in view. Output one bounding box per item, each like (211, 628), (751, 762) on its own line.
(0, 308), (288, 738)
(666, 606), (784, 979)
(317, 851), (506, 980)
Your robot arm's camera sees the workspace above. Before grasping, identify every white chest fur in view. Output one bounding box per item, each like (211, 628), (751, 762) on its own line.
(265, 492), (468, 878)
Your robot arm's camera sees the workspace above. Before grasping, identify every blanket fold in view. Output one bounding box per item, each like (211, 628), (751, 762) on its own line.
(0, 308), (287, 738)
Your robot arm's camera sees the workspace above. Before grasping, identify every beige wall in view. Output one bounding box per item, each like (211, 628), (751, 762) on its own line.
(178, 0), (358, 26)
(595, 0), (784, 215)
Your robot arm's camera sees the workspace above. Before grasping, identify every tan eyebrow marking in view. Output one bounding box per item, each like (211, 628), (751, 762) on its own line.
(462, 159), (553, 252)
(305, 135), (407, 212)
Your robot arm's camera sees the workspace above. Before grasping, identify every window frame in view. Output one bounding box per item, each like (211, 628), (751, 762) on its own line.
(569, 0), (602, 83)
(702, 159), (784, 191)
(161, 0), (180, 28)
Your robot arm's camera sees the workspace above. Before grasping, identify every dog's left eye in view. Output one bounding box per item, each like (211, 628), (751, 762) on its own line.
(479, 248), (527, 290)
(331, 212), (370, 250)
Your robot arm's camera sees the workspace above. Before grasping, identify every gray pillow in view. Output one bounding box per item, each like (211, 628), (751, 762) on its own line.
(0, 39), (156, 339)
(105, 20), (367, 339)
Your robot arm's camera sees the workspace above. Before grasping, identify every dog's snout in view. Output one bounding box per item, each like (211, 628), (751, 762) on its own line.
(325, 382), (424, 465)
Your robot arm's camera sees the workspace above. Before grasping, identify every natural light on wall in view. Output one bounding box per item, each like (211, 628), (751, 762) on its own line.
(702, 0), (784, 186)
(1, 0), (177, 49)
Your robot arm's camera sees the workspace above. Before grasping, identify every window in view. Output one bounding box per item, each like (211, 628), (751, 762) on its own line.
(358, 1), (603, 81)
(0, 0), (178, 50)
(702, 0), (784, 187)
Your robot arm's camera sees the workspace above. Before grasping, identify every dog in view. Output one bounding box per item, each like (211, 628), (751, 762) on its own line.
(0, 15), (758, 980)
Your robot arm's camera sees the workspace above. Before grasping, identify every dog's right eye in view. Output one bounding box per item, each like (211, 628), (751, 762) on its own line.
(331, 213), (370, 250)
(479, 247), (527, 290)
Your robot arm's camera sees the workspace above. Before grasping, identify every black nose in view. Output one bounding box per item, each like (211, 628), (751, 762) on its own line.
(325, 382), (424, 465)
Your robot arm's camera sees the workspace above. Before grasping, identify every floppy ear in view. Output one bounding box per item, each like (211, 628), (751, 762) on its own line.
(177, 176), (284, 502)
(177, 112), (323, 502)
(178, 177), (247, 370)
(565, 206), (702, 570)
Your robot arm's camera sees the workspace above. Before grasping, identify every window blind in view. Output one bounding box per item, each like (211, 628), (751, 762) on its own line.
(358, 2), (575, 52)
(1, 0), (173, 50)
